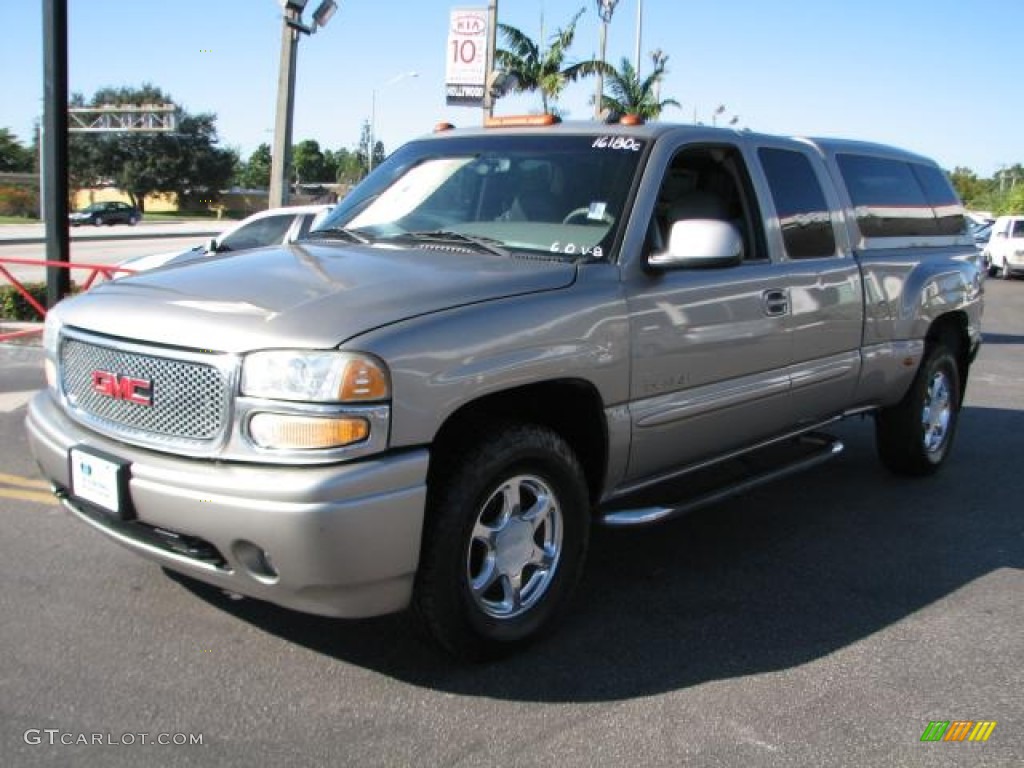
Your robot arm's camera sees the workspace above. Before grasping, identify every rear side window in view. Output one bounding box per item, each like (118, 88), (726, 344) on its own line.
(836, 154), (964, 239)
(911, 164), (965, 235)
(758, 148), (836, 259)
(836, 154), (934, 237)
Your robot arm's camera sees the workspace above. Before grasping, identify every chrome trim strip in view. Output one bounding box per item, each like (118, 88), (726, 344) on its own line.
(633, 373), (791, 429)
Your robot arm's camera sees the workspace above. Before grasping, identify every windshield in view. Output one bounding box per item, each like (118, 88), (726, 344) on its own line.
(316, 134), (646, 262)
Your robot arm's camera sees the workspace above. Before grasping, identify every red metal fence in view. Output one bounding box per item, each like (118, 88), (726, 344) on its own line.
(0, 258), (134, 342)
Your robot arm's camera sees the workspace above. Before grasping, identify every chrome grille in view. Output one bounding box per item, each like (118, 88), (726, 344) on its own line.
(60, 337), (229, 444)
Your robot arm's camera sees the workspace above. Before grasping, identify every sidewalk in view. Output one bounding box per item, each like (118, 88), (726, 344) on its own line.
(0, 219), (226, 245)
(0, 321), (44, 348)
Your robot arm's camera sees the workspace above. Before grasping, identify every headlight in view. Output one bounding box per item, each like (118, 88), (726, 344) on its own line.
(42, 311), (62, 391)
(240, 350), (389, 403)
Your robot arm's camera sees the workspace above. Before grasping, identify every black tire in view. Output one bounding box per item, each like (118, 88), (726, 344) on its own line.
(875, 342), (961, 476)
(1001, 263), (1013, 280)
(93, 215), (104, 226)
(414, 423), (590, 659)
(128, 215), (139, 226)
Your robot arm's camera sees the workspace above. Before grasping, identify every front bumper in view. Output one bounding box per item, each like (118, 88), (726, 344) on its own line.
(26, 391), (429, 618)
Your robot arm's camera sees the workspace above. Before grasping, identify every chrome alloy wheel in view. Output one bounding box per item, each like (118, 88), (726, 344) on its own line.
(921, 369), (953, 455)
(466, 474), (563, 619)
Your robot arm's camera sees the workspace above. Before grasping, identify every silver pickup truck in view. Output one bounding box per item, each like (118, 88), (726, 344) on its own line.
(27, 118), (983, 658)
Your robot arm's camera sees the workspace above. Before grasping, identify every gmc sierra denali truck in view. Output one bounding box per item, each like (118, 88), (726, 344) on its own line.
(27, 118), (983, 658)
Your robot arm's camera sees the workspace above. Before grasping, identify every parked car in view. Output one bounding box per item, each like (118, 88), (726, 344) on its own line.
(118, 204), (334, 272)
(69, 201), (141, 227)
(982, 215), (1024, 279)
(970, 219), (993, 248)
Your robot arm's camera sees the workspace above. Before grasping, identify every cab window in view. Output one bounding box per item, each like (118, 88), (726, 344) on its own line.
(758, 148), (837, 259)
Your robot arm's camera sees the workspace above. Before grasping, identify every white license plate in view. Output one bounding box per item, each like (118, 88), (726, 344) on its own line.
(70, 448), (125, 516)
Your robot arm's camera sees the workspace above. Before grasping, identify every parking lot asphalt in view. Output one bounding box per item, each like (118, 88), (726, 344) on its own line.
(0, 281), (1021, 767)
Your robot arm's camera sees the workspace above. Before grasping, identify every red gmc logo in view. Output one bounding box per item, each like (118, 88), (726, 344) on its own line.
(91, 370), (153, 406)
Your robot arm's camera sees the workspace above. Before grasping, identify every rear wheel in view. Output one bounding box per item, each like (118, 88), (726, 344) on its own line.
(875, 342), (961, 476)
(414, 423), (590, 659)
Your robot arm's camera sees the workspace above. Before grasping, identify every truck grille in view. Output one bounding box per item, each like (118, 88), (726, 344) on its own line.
(60, 336), (231, 447)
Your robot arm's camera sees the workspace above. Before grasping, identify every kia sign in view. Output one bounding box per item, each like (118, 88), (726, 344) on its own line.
(446, 7), (488, 106)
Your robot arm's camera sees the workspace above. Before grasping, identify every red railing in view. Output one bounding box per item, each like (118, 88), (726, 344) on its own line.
(0, 257), (135, 342)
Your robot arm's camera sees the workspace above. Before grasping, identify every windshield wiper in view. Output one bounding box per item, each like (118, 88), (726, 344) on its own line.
(389, 230), (510, 258)
(305, 227), (373, 244)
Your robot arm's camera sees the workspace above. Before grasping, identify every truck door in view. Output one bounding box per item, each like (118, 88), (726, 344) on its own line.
(753, 144), (863, 425)
(621, 141), (796, 482)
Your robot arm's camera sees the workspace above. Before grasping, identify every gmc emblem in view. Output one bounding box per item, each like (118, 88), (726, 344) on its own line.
(91, 370), (153, 406)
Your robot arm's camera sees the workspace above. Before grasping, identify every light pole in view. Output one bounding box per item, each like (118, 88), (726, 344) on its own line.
(368, 71), (418, 173)
(594, 0), (619, 119)
(269, 0), (338, 208)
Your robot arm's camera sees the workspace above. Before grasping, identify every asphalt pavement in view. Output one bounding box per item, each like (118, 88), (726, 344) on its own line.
(0, 280), (1021, 767)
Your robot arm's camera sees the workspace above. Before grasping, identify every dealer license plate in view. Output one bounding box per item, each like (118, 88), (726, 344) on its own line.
(70, 447), (128, 517)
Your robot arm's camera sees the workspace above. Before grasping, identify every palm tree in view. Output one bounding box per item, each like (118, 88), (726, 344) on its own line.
(496, 7), (610, 116)
(600, 53), (680, 120)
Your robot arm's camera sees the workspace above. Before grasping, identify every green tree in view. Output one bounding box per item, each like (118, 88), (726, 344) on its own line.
(293, 139), (327, 183)
(67, 84), (236, 212)
(0, 127), (34, 172)
(237, 143), (272, 189)
(600, 53), (680, 120)
(332, 147), (364, 185)
(949, 166), (990, 207)
(496, 7), (609, 115)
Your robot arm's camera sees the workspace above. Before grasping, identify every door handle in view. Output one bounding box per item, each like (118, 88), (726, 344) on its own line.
(762, 289), (789, 317)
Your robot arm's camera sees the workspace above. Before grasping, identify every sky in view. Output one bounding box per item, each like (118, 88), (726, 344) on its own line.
(1, 0), (1020, 177)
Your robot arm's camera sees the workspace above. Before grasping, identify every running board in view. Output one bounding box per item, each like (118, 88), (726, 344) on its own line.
(599, 434), (844, 528)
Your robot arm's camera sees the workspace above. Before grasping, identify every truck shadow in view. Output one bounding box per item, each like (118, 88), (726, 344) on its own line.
(169, 405), (1022, 703)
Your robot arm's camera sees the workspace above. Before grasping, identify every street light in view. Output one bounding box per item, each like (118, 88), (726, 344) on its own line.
(368, 71), (418, 173)
(594, 0), (619, 119)
(268, 0), (339, 208)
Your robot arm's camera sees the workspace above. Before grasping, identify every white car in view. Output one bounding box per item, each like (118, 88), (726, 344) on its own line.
(119, 204), (334, 273)
(983, 215), (1024, 279)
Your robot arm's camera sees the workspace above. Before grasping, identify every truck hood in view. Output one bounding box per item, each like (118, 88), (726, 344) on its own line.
(57, 242), (577, 352)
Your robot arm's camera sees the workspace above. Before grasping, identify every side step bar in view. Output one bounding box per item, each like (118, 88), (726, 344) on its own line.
(599, 433), (844, 528)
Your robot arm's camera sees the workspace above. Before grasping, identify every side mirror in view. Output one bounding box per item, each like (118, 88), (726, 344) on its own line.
(649, 219), (743, 270)
(206, 237), (219, 253)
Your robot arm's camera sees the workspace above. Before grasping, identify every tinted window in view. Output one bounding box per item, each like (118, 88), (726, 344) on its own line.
(911, 164), (965, 236)
(836, 154), (936, 237)
(220, 215), (295, 251)
(758, 148), (836, 259)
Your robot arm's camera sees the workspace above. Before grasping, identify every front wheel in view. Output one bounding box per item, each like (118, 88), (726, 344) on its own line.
(875, 343), (961, 476)
(414, 424), (590, 659)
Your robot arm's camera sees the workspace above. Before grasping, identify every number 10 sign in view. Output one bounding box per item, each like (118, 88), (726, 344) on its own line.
(445, 7), (488, 106)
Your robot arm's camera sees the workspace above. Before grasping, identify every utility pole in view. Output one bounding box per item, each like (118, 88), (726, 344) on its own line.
(483, 0), (499, 119)
(269, 8), (300, 208)
(634, 0), (643, 73)
(268, 1), (338, 208)
(594, 0), (619, 119)
(42, 0), (70, 307)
